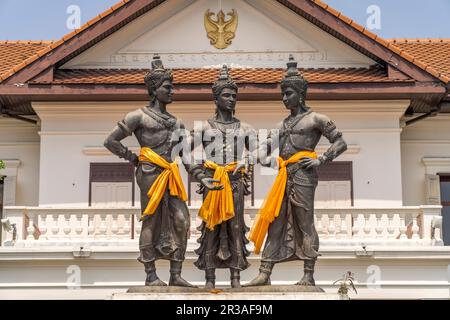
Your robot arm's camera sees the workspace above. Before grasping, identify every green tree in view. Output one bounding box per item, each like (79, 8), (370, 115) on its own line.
(0, 160), (5, 181)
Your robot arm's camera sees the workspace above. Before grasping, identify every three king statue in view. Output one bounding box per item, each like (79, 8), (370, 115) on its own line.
(104, 54), (347, 288)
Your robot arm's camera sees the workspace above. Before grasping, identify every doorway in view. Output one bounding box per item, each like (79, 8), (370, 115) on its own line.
(316, 161), (353, 208)
(439, 175), (450, 245)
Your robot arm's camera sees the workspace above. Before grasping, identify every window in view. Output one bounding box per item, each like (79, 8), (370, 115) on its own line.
(439, 175), (450, 246)
(89, 163), (135, 207)
(316, 161), (353, 208)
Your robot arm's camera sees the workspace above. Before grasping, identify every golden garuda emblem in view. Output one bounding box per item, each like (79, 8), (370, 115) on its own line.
(204, 9), (238, 50)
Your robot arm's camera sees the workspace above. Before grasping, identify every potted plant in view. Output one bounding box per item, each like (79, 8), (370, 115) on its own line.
(333, 271), (358, 300)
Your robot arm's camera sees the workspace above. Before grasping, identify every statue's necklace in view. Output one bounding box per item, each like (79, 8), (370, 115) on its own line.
(143, 107), (177, 129)
(210, 118), (240, 134)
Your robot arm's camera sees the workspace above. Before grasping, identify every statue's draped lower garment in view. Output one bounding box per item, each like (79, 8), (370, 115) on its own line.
(194, 118), (252, 271)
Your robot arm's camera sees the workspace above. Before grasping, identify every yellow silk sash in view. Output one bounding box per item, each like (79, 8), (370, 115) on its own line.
(249, 150), (317, 254)
(139, 147), (187, 217)
(198, 161), (239, 230)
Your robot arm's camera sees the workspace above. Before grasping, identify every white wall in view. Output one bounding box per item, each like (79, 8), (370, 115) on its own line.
(33, 100), (408, 208)
(0, 118), (40, 206)
(401, 114), (450, 206)
(314, 101), (406, 207)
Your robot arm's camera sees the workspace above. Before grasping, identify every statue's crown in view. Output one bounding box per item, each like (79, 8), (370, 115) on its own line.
(281, 54), (308, 94)
(283, 54), (307, 84)
(212, 65), (238, 99)
(151, 54), (165, 71)
(144, 54), (173, 97)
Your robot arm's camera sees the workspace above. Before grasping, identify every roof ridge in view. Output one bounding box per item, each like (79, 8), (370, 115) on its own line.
(0, 40), (55, 44)
(310, 0), (449, 84)
(387, 38), (450, 43)
(0, 0), (131, 82)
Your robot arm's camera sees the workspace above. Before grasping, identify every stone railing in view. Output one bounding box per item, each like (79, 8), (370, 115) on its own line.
(1, 206), (443, 248)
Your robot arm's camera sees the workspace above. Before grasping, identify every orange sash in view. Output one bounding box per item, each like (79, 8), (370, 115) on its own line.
(139, 147), (187, 217)
(198, 161), (239, 230)
(249, 150), (317, 254)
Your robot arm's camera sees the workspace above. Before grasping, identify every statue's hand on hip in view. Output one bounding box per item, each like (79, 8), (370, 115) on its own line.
(129, 153), (139, 167)
(299, 157), (321, 170)
(201, 177), (224, 191)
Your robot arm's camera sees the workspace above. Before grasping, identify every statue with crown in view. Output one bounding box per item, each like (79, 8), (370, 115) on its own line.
(189, 64), (257, 290)
(245, 55), (347, 288)
(104, 54), (221, 288)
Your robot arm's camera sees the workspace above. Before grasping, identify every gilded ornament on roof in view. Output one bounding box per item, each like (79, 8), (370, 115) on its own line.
(204, 9), (238, 50)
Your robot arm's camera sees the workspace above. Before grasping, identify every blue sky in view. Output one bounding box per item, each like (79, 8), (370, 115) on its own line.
(0, 0), (449, 40)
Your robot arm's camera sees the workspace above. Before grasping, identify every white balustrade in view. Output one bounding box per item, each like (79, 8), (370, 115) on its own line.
(0, 205), (443, 248)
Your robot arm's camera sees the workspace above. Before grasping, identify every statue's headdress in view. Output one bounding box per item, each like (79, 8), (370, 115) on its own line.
(144, 54), (173, 100)
(280, 54), (308, 97)
(212, 65), (238, 100)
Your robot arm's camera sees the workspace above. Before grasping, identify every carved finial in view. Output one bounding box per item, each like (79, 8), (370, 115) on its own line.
(285, 54), (299, 78)
(212, 64), (237, 100)
(218, 65), (230, 81)
(151, 54), (164, 71)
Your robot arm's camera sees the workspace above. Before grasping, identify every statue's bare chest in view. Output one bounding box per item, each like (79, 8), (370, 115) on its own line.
(280, 112), (321, 157)
(135, 109), (178, 151)
(202, 119), (247, 162)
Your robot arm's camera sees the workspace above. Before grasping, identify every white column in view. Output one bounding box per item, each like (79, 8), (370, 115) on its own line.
(419, 205), (443, 241)
(1, 160), (21, 206)
(1, 207), (25, 244)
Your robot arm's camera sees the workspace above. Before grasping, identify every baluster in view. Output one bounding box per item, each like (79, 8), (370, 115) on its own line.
(116, 214), (125, 239)
(123, 214), (131, 239)
(387, 213), (396, 240)
(315, 213), (324, 238)
(26, 211), (35, 241)
(351, 213), (360, 240)
(363, 213), (372, 239)
(75, 213), (84, 239)
(351, 213), (359, 239)
(321, 213), (329, 239)
(99, 213), (108, 239)
(327, 214), (336, 239)
(375, 213), (384, 239)
(411, 214), (420, 240)
(39, 214), (48, 241)
(340, 213), (347, 238)
(51, 214), (60, 239)
(63, 214), (72, 239)
(111, 213), (119, 240)
(87, 214), (95, 239)
(335, 214), (342, 239)
(399, 213), (407, 240)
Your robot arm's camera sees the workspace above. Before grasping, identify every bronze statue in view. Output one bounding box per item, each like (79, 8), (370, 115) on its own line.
(104, 55), (217, 287)
(246, 55), (347, 286)
(189, 65), (256, 289)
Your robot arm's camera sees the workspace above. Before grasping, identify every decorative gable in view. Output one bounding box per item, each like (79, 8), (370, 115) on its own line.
(62, 0), (375, 69)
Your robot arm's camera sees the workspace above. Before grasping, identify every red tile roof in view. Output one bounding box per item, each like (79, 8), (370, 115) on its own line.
(387, 39), (450, 81)
(0, 40), (54, 74)
(310, 0), (450, 83)
(33, 66), (408, 85)
(0, 0), (132, 82)
(0, 0), (448, 85)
